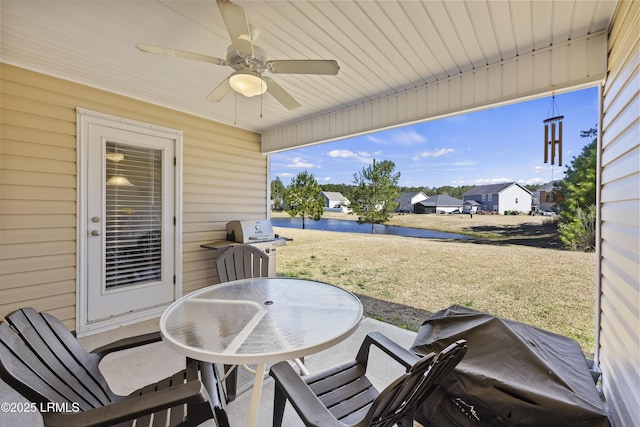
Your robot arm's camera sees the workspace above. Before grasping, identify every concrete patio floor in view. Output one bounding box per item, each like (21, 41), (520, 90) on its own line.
(0, 316), (418, 426)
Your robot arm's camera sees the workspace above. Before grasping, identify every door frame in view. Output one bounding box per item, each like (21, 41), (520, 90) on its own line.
(76, 108), (183, 336)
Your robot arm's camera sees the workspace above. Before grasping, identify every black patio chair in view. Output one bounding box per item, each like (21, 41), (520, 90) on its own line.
(269, 332), (467, 427)
(0, 307), (229, 427)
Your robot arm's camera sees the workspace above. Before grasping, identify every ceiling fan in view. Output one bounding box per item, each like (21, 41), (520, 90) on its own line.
(136, 0), (339, 110)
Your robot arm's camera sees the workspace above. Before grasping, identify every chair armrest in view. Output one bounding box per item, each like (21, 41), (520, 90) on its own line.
(269, 361), (343, 427)
(90, 331), (162, 360)
(356, 332), (429, 371)
(42, 380), (208, 427)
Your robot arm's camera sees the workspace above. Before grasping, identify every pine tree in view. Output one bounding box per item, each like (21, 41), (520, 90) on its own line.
(349, 160), (401, 233)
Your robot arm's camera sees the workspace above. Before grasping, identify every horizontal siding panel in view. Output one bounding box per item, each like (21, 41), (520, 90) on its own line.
(1, 109), (75, 135)
(1, 184), (76, 201)
(602, 89), (640, 144)
(600, 175), (640, 205)
(184, 154), (265, 173)
(184, 167), (266, 185)
(601, 242), (640, 291)
(185, 142), (263, 162)
(0, 200), (76, 215)
(0, 170), (77, 188)
(0, 228), (75, 245)
(183, 183), (265, 198)
(2, 280), (75, 305)
(601, 118), (640, 166)
(600, 200), (640, 229)
(0, 254), (75, 275)
(602, 50), (639, 115)
(601, 222), (640, 255)
(0, 241), (76, 260)
(1, 93), (74, 121)
(183, 202), (265, 214)
(183, 213), (263, 227)
(1, 153), (76, 175)
(0, 124), (75, 148)
(600, 293), (637, 367)
(1, 214), (76, 229)
(1, 267), (76, 289)
(601, 146), (639, 184)
(2, 139), (76, 162)
(183, 192), (266, 205)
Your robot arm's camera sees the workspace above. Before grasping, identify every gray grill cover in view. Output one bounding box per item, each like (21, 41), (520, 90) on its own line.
(411, 305), (609, 427)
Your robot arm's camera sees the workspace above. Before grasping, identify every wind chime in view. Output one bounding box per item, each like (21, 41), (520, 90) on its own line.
(543, 89), (564, 166)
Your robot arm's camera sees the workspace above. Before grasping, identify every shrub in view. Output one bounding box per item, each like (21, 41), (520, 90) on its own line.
(559, 205), (596, 252)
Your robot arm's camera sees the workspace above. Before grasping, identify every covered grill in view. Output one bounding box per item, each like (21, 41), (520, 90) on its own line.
(411, 305), (609, 427)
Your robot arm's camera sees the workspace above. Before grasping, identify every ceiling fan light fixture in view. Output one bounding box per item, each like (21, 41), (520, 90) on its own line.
(229, 71), (266, 97)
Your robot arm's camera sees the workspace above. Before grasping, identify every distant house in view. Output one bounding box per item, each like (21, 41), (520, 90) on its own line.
(414, 194), (463, 214)
(322, 191), (349, 209)
(532, 181), (564, 212)
(463, 200), (482, 214)
(396, 192), (428, 212)
(462, 183), (532, 214)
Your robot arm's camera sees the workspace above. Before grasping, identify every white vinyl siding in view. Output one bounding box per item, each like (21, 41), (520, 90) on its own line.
(262, 32), (607, 153)
(598, 2), (640, 426)
(0, 64), (264, 329)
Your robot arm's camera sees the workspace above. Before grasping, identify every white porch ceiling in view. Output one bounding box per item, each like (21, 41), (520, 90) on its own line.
(1, 1), (616, 149)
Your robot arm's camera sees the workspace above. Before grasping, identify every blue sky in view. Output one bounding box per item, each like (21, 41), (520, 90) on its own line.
(270, 86), (598, 189)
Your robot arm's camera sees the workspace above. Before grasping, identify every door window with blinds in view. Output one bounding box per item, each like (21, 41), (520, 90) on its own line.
(105, 142), (162, 289)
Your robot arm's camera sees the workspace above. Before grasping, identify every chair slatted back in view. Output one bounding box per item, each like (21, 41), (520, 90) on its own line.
(216, 244), (270, 282)
(368, 339), (467, 427)
(0, 308), (118, 410)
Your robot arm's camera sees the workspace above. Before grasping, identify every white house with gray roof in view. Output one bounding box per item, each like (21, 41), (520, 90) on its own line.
(462, 183), (532, 214)
(396, 192), (428, 212)
(415, 194), (463, 214)
(321, 191), (349, 209)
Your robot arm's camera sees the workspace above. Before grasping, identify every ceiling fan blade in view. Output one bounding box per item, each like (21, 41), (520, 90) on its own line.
(136, 44), (227, 66)
(267, 60), (340, 75)
(264, 77), (301, 110)
(205, 79), (232, 102)
(216, 0), (254, 57)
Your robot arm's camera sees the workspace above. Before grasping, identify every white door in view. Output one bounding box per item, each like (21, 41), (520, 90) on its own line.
(84, 121), (176, 323)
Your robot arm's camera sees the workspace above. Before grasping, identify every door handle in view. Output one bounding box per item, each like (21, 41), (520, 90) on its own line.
(91, 230), (101, 237)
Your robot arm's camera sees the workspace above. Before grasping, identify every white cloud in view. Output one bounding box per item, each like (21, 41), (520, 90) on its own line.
(328, 149), (372, 163)
(286, 157), (315, 168)
(412, 148), (454, 160)
(328, 150), (357, 158)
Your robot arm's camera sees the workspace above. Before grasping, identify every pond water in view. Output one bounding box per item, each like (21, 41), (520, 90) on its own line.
(271, 217), (473, 240)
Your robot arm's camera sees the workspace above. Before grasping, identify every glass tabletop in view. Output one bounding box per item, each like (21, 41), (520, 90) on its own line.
(160, 277), (363, 364)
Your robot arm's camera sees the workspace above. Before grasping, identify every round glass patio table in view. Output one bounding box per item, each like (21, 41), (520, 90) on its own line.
(160, 277), (363, 427)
